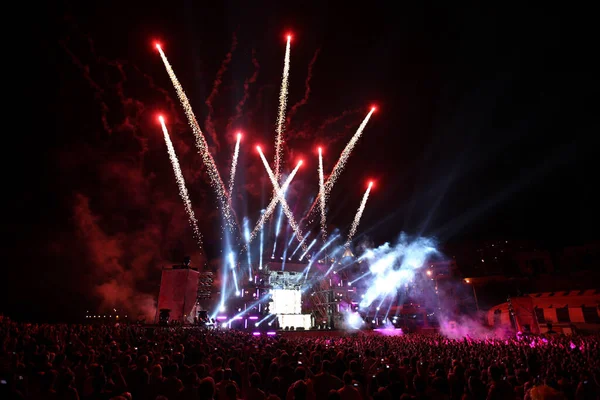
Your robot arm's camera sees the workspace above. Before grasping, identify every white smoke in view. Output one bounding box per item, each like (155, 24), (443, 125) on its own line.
(343, 310), (365, 330)
(359, 233), (438, 308)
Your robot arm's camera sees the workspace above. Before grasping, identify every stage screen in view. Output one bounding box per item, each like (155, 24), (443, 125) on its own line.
(270, 289), (302, 314)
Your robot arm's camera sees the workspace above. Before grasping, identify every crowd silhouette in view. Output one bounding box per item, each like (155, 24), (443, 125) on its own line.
(1, 321), (598, 400)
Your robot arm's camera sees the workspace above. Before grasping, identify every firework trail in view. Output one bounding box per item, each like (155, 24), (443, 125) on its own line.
(156, 44), (236, 230)
(318, 147), (327, 241)
(302, 107), (376, 225)
(246, 160), (302, 246)
(345, 182), (373, 248)
(227, 49), (260, 131)
(258, 146), (307, 251)
(228, 132), (242, 198)
(205, 33), (238, 148)
(326, 108), (376, 195)
(158, 116), (204, 250)
(274, 35), (292, 183)
(286, 48), (320, 126)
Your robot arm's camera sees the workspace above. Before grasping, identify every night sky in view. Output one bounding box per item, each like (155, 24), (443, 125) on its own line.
(3, 1), (594, 322)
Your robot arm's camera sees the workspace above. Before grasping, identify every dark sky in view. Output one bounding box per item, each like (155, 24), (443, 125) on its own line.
(3, 1), (595, 321)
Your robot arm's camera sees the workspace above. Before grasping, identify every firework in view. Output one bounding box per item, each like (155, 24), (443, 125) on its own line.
(318, 147), (327, 241)
(158, 116), (204, 250)
(155, 44), (236, 229)
(257, 146), (307, 251)
(345, 181), (373, 248)
(274, 35), (291, 183)
(246, 159), (302, 246)
(302, 107), (376, 225)
(228, 132), (242, 198)
(326, 107), (375, 196)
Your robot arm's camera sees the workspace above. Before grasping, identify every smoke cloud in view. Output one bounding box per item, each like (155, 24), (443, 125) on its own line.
(359, 233), (438, 308)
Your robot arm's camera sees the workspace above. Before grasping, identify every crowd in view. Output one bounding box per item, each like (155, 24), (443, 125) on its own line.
(1, 320), (598, 400)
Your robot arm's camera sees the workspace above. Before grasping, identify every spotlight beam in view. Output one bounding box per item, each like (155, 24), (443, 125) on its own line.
(290, 231), (311, 258)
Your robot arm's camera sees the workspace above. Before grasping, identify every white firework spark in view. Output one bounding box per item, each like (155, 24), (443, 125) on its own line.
(325, 108), (375, 196)
(156, 44), (236, 230)
(318, 147), (327, 241)
(159, 116), (204, 250)
(301, 108), (375, 227)
(345, 181), (373, 248)
(246, 160), (302, 246)
(274, 35), (291, 183)
(258, 147), (307, 252)
(228, 132), (242, 198)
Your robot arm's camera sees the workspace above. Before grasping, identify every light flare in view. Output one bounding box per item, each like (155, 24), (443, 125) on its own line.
(158, 117), (204, 250)
(156, 46), (236, 229)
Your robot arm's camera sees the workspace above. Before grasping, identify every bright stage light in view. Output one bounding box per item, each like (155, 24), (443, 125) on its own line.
(154, 41), (162, 50)
(370, 105), (377, 112)
(158, 114), (165, 123)
(256, 145), (261, 152)
(237, 132), (242, 140)
(426, 270), (432, 276)
(345, 311), (364, 330)
(270, 289), (302, 314)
